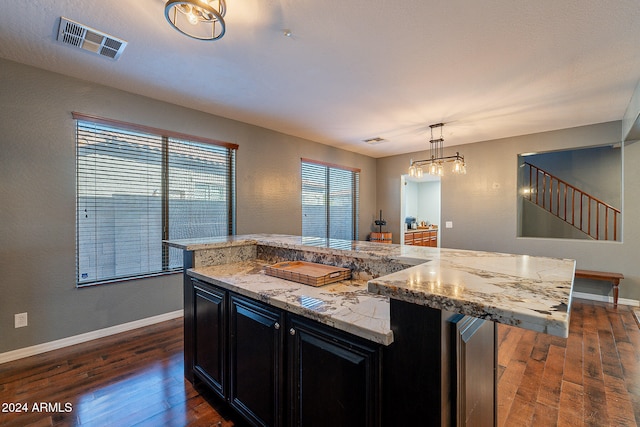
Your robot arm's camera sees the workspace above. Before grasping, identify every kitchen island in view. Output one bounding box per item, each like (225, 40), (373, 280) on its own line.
(166, 234), (575, 426)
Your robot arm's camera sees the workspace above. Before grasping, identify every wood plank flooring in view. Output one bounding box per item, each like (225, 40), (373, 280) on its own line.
(0, 319), (241, 427)
(498, 299), (640, 426)
(1, 299), (638, 426)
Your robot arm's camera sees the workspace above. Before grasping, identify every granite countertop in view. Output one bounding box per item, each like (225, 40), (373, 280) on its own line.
(188, 260), (393, 345)
(367, 251), (575, 337)
(167, 234), (575, 339)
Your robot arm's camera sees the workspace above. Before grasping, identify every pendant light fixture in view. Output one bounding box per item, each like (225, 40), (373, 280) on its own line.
(408, 123), (466, 177)
(165, 0), (226, 41)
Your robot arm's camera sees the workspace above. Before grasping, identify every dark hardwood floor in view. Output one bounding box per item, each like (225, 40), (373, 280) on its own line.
(1, 299), (638, 426)
(0, 319), (240, 427)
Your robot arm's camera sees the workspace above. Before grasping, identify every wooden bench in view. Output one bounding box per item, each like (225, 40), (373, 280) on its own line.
(575, 269), (625, 308)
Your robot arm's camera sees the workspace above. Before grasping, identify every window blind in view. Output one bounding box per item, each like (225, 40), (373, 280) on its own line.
(166, 137), (235, 269)
(301, 159), (359, 240)
(76, 117), (236, 286)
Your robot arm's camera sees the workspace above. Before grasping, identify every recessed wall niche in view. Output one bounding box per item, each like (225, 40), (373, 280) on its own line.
(518, 144), (622, 241)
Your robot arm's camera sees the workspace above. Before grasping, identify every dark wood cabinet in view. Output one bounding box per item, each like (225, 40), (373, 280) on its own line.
(193, 280), (227, 399)
(383, 299), (497, 426)
(188, 276), (497, 427)
(229, 294), (285, 427)
(189, 277), (382, 427)
(287, 316), (382, 427)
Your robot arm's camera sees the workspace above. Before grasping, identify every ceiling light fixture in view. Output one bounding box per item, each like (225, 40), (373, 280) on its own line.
(165, 0), (226, 41)
(408, 123), (466, 177)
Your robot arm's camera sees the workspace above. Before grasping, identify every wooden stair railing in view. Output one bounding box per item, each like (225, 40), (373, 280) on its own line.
(523, 162), (621, 241)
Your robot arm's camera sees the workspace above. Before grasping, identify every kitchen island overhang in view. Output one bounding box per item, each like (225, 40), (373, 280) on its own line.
(368, 252), (574, 339)
(165, 234), (575, 426)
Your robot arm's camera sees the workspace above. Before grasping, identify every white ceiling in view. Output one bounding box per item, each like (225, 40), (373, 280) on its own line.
(1, 0), (639, 158)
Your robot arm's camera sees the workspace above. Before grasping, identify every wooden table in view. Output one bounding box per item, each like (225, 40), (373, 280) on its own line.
(575, 269), (625, 308)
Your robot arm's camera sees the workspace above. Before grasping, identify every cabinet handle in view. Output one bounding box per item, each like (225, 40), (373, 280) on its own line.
(289, 328), (296, 336)
(274, 322), (280, 330)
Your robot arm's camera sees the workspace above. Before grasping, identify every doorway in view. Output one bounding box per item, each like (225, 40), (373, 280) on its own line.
(400, 174), (441, 246)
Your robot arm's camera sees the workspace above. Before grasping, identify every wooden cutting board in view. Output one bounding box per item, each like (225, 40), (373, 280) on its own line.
(264, 261), (351, 287)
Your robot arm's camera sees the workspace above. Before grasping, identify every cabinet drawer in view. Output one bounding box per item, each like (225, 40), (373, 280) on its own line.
(413, 232), (424, 245)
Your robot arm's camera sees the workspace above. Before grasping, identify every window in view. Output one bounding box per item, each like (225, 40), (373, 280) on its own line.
(301, 158), (360, 240)
(75, 113), (237, 286)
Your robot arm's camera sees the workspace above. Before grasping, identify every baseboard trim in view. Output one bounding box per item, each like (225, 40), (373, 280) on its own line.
(0, 309), (184, 365)
(3, 293), (636, 364)
(572, 291), (639, 307)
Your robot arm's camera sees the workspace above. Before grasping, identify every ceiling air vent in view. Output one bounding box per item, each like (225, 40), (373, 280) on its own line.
(363, 137), (387, 145)
(57, 17), (127, 60)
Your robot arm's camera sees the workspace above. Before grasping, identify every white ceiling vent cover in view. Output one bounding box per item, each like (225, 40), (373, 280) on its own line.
(57, 17), (127, 60)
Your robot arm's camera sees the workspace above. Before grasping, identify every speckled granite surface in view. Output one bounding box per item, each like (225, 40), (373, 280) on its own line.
(368, 251), (575, 337)
(189, 260), (393, 345)
(166, 234), (575, 340)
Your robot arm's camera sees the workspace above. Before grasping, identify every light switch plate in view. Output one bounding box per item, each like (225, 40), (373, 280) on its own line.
(445, 221), (453, 229)
(15, 312), (28, 328)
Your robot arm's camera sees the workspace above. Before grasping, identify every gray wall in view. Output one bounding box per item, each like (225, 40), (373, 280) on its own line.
(2, 56), (635, 355)
(521, 199), (591, 240)
(0, 58), (376, 353)
(377, 122), (640, 301)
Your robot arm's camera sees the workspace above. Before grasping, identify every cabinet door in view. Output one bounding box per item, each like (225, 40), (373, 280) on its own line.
(193, 280), (227, 399)
(421, 231), (430, 246)
(404, 232), (414, 245)
(429, 230), (438, 247)
(230, 294), (285, 427)
(288, 316), (382, 427)
(411, 231), (421, 246)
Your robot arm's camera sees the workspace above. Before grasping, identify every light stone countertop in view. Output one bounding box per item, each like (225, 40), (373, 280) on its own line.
(188, 260), (393, 345)
(367, 251), (575, 337)
(167, 234), (575, 340)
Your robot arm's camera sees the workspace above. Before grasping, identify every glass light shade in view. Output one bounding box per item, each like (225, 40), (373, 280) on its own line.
(429, 162), (438, 175)
(416, 167), (424, 178)
(452, 158), (466, 174)
(165, 0), (226, 40)
(408, 164), (417, 177)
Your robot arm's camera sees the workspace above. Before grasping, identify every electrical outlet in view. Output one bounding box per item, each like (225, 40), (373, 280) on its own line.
(445, 221), (453, 229)
(14, 312), (28, 328)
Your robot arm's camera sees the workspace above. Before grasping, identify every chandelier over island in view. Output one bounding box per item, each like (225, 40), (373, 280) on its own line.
(408, 123), (466, 178)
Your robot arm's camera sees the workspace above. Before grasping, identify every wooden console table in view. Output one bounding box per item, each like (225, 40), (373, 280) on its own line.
(575, 269), (624, 308)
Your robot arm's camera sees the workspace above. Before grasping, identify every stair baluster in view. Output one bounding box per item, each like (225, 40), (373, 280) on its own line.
(523, 162), (620, 241)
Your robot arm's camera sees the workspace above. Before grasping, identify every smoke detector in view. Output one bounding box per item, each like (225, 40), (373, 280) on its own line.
(57, 17), (127, 60)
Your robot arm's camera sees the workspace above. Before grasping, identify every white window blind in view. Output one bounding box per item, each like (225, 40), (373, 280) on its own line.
(301, 159), (359, 240)
(75, 114), (236, 286)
